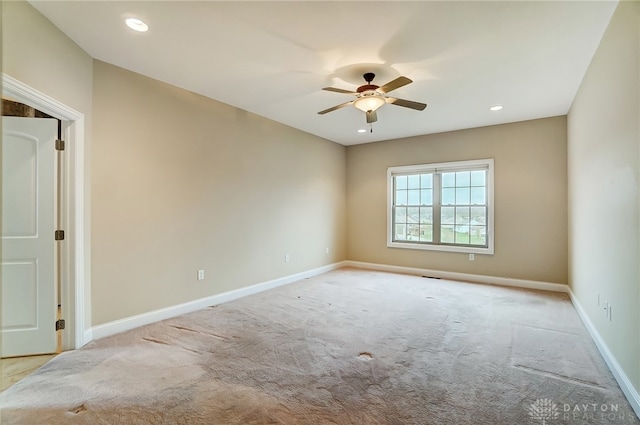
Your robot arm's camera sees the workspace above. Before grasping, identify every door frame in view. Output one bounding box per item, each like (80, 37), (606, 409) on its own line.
(3, 73), (89, 350)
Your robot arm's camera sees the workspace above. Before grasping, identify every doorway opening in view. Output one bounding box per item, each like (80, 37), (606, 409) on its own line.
(2, 74), (89, 354)
(2, 103), (60, 356)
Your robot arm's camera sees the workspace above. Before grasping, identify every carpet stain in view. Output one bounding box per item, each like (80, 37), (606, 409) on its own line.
(170, 325), (198, 333)
(68, 403), (87, 414)
(358, 352), (374, 361)
(142, 337), (170, 346)
(179, 346), (201, 355)
(202, 332), (231, 340)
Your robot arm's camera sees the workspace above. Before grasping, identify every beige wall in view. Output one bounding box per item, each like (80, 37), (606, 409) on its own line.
(567, 0), (640, 393)
(2, 1), (93, 118)
(347, 117), (568, 284)
(2, 0), (94, 335)
(92, 61), (346, 325)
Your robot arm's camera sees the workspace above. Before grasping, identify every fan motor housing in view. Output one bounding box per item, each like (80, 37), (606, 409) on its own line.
(357, 84), (379, 93)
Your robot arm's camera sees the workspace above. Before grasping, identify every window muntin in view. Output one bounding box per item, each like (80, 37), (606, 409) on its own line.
(388, 159), (494, 254)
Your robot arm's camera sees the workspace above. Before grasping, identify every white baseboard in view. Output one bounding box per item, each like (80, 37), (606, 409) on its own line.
(568, 288), (640, 419)
(343, 260), (569, 293)
(86, 260), (564, 343)
(90, 261), (348, 342)
(82, 329), (93, 347)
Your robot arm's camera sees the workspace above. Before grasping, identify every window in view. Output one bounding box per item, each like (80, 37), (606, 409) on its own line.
(387, 159), (494, 254)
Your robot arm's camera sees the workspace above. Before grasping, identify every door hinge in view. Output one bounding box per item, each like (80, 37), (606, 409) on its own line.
(55, 139), (65, 151)
(55, 230), (65, 241)
(55, 319), (65, 331)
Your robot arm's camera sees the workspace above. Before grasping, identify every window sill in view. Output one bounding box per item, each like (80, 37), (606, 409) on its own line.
(387, 241), (494, 255)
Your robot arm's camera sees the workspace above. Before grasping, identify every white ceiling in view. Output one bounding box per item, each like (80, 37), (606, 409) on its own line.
(30, 1), (618, 146)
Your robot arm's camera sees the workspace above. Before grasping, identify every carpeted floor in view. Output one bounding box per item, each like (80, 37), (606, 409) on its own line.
(1, 268), (638, 424)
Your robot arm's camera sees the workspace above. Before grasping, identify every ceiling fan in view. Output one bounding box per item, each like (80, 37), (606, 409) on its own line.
(318, 72), (427, 124)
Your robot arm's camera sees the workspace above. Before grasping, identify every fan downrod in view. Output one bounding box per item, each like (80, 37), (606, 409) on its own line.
(357, 73), (380, 93)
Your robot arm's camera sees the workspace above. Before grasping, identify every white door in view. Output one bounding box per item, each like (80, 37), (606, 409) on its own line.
(2, 116), (58, 357)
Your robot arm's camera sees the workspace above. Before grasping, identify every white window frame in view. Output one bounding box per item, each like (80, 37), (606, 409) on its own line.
(387, 158), (494, 255)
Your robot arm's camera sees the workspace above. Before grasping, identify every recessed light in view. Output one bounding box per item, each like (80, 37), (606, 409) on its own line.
(357, 129), (367, 133)
(126, 18), (148, 32)
(490, 105), (503, 111)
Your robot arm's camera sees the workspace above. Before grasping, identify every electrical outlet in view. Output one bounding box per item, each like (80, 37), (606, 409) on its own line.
(285, 254), (290, 262)
(469, 253), (475, 261)
(325, 247), (329, 254)
(197, 269), (205, 280)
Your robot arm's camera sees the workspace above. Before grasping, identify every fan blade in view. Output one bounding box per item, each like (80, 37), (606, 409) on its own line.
(387, 97), (427, 111)
(322, 87), (358, 95)
(378, 76), (413, 93)
(366, 110), (378, 124)
(318, 101), (354, 115)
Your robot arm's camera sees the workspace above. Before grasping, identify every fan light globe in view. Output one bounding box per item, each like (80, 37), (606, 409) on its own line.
(354, 95), (386, 112)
